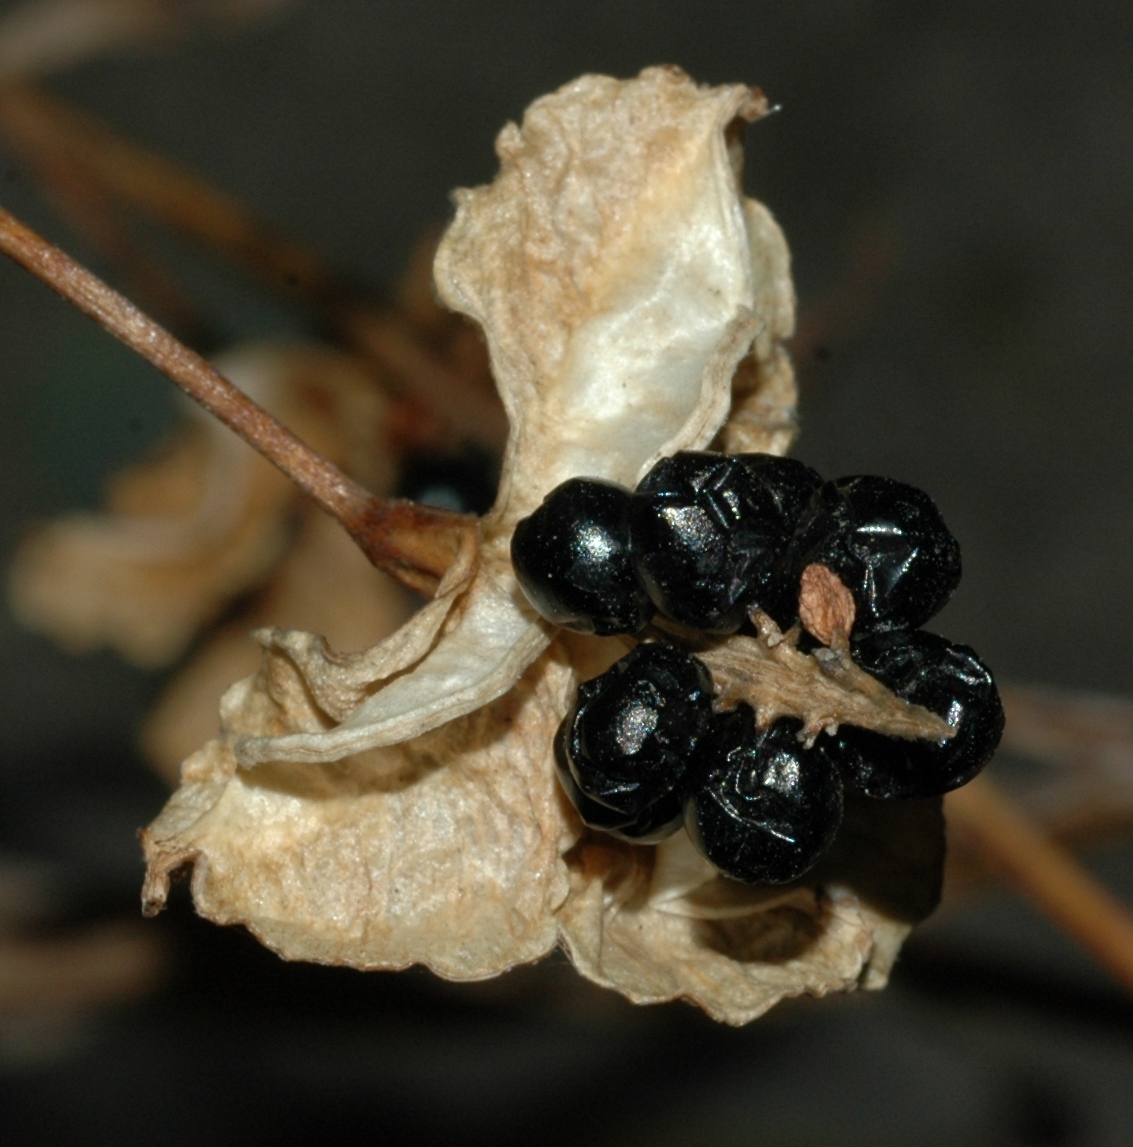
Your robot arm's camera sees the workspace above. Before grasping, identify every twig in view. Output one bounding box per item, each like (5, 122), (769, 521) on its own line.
(947, 774), (1133, 994)
(0, 83), (508, 449)
(997, 683), (1133, 842)
(0, 202), (475, 596)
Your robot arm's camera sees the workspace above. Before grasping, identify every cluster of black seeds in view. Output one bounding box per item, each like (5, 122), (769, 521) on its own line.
(511, 451), (1004, 885)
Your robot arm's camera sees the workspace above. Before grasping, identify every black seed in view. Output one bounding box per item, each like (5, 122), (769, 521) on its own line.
(788, 475), (962, 635)
(735, 453), (824, 525)
(553, 722), (683, 842)
(834, 630), (1005, 799)
(737, 453), (824, 627)
(684, 710), (844, 884)
(511, 477), (652, 635)
(630, 452), (821, 634)
(556, 643), (714, 840)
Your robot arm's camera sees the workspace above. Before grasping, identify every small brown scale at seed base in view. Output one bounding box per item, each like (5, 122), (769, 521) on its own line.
(798, 561), (857, 647)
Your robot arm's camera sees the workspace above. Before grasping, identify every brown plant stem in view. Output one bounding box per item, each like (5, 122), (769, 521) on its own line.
(947, 774), (1133, 995)
(0, 202), (474, 596)
(0, 83), (508, 450)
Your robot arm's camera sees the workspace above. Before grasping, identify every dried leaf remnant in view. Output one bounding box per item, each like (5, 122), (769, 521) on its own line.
(698, 611), (954, 745)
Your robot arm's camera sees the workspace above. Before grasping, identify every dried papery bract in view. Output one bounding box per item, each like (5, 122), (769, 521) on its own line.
(140, 67), (941, 1017)
(142, 644), (577, 977)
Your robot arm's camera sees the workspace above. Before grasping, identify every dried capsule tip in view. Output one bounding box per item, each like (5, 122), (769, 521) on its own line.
(798, 562), (856, 645)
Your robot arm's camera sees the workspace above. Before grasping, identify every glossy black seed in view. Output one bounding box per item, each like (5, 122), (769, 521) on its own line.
(630, 452), (821, 634)
(788, 475), (962, 635)
(553, 722), (683, 843)
(834, 630), (1005, 799)
(511, 477), (652, 635)
(684, 709), (844, 884)
(557, 643), (714, 838)
(735, 453), (824, 525)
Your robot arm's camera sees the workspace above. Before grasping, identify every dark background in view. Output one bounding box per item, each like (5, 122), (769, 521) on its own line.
(1, 1), (1133, 1143)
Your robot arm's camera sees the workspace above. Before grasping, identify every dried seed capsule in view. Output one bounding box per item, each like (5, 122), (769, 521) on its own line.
(684, 709), (844, 884)
(834, 630), (1005, 799)
(788, 475), (961, 635)
(630, 451), (822, 634)
(511, 477), (652, 635)
(556, 642), (714, 841)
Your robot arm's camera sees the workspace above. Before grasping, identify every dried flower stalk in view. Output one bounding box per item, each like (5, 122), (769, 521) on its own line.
(130, 68), (938, 1024)
(6, 51), (1133, 1012)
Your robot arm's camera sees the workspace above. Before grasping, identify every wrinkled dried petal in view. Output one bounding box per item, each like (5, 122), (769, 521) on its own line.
(557, 840), (868, 1026)
(8, 419), (290, 668)
(243, 523), (480, 726)
(436, 66), (777, 530)
(557, 795), (944, 1024)
(236, 563), (551, 765)
(141, 511), (416, 783)
(142, 645), (578, 978)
